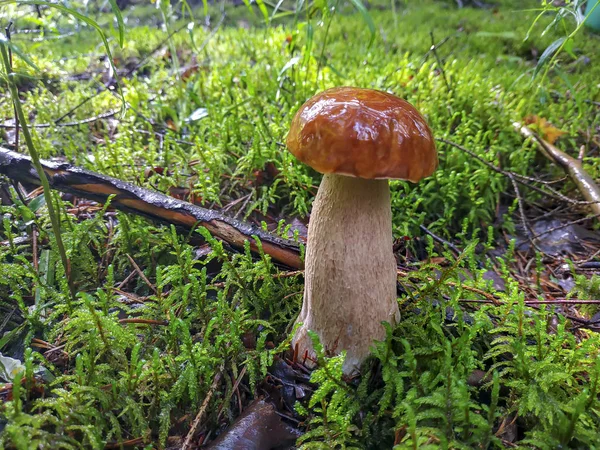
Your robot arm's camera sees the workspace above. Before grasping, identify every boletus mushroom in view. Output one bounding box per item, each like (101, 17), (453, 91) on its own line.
(286, 86), (437, 374)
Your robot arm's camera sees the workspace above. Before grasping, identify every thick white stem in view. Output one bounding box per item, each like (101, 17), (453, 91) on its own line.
(293, 173), (400, 374)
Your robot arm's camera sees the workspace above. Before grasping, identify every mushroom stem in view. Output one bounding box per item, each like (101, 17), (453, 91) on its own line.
(293, 173), (400, 374)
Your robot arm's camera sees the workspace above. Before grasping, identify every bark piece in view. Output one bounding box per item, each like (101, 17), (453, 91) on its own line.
(0, 148), (302, 269)
(206, 398), (301, 450)
(514, 122), (600, 220)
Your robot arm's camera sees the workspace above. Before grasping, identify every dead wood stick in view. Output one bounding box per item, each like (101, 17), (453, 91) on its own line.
(514, 122), (600, 220)
(118, 318), (168, 326)
(460, 299), (600, 305)
(0, 148), (303, 269)
(397, 269), (500, 305)
(0, 109), (119, 129)
(182, 364), (225, 450)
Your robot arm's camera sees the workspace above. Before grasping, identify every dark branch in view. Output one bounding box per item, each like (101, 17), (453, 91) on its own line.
(0, 148), (304, 269)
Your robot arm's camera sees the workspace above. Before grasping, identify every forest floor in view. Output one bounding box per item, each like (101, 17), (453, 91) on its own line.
(2, 0), (600, 448)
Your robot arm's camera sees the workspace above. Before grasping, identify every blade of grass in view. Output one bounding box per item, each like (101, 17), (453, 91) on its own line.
(0, 0), (126, 109)
(529, 0), (600, 108)
(347, 0), (376, 46)
(241, 0), (258, 18)
(255, 0), (270, 24)
(0, 35), (39, 71)
(0, 41), (75, 311)
(107, 0), (125, 47)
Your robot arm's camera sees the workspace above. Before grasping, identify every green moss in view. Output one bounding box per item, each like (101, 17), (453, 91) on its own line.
(2, 0), (600, 448)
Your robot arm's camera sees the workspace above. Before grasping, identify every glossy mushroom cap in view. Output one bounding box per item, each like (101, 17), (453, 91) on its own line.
(286, 87), (437, 182)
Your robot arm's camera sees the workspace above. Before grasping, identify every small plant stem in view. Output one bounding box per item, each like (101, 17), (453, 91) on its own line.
(529, 1), (600, 111)
(5, 23), (18, 150)
(0, 44), (75, 310)
(182, 363), (225, 450)
(316, 0), (339, 84)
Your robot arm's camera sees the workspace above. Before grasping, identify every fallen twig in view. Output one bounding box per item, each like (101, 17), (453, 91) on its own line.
(0, 148), (303, 269)
(118, 318), (168, 326)
(459, 299), (600, 305)
(419, 224), (462, 256)
(397, 269), (501, 305)
(104, 437), (146, 449)
(182, 363), (225, 450)
(437, 138), (598, 207)
(428, 31), (451, 91)
(0, 109), (119, 129)
(514, 122), (600, 220)
(530, 211), (600, 241)
(126, 254), (157, 294)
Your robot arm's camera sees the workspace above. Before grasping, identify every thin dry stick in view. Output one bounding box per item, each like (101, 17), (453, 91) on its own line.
(216, 365), (247, 421)
(105, 437), (146, 449)
(508, 174), (533, 238)
(419, 224), (462, 256)
(507, 173), (547, 255)
(118, 318), (167, 325)
(116, 270), (137, 290)
(429, 31), (451, 91)
(112, 288), (149, 304)
(53, 96), (95, 124)
(126, 254), (157, 294)
(0, 306), (16, 333)
(530, 211), (600, 241)
(459, 299), (600, 309)
(437, 138), (598, 206)
(524, 299), (600, 305)
(397, 269), (500, 305)
(514, 122), (600, 220)
(182, 363), (225, 450)
(577, 247), (600, 265)
(0, 109), (119, 129)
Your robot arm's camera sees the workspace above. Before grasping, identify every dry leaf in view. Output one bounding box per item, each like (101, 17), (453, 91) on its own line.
(206, 398), (300, 450)
(165, 118), (178, 132)
(524, 115), (567, 144)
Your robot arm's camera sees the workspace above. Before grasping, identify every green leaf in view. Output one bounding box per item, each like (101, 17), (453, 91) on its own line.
(346, 0), (376, 46)
(107, 0), (125, 47)
(474, 31), (517, 40)
(270, 0), (286, 22)
(325, 60), (344, 78)
(241, 0), (258, 18)
(562, 37), (576, 59)
(27, 194), (46, 213)
(278, 56), (300, 77)
(0, 35), (40, 71)
(255, 0), (270, 24)
(533, 36), (565, 79)
(295, 0), (306, 19)
(303, 21), (314, 67)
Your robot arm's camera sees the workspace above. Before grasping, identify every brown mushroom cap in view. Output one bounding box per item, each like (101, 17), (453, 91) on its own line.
(286, 87), (438, 182)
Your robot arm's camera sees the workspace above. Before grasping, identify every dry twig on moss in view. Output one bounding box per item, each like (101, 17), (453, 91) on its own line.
(514, 122), (600, 221)
(182, 364), (225, 450)
(0, 147), (303, 269)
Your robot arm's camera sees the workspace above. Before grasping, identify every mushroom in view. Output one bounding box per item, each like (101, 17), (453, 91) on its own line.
(286, 86), (437, 374)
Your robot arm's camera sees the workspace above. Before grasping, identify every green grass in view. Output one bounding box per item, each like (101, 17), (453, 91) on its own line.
(2, 0), (600, 448)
